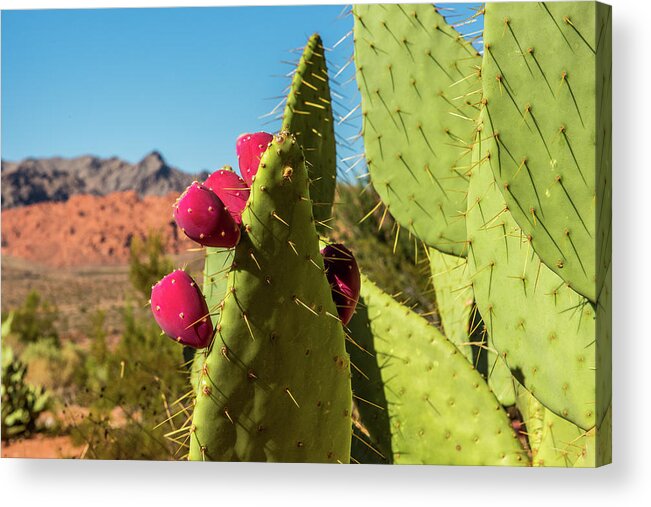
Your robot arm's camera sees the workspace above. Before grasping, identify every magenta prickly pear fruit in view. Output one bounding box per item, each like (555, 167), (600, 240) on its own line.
(203, 168), (250, 224)
(151, 269), (213, 348)
(174, 181), (240, 248)
(321, 243), (361, 325)
(236, 132), (274, 186)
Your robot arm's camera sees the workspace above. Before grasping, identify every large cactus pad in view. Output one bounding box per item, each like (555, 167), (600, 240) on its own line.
(467, 122), (597, 430)
(482, 2), (611, 302)
(353, 4), (481, 256)
(282, 34), (336, 234)
(346, 275), (527, 465)
(189, 132), (352, 462)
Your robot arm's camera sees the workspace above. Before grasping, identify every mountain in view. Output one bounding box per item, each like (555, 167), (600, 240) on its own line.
(1, 152), (208, 209)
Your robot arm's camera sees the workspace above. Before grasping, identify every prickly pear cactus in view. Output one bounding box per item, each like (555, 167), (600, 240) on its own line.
(282, 33), (337, 233)
(516, 384), (595, 467)
(467, 118), (597, 431)
(428, 249), (515, 406)
(482, 1), (611, 303)
(189, 132), (352, 462)
(1, 343), (50, 439)
(353, 3), (481, 256)
(428, 249), (474, 361)
(346, 275), (527, 466)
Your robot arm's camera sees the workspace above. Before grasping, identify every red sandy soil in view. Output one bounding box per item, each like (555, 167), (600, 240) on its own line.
(1, 435), (85, 459)
(1, 191), (197, 267)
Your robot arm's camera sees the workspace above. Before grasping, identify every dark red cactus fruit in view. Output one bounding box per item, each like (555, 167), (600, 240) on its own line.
(150, 269), (213, 348)
(320, 243), (361, 326)
(236, 132), (274, 186)
(203, 168), (250, 224)
(173, 181), (241, 248)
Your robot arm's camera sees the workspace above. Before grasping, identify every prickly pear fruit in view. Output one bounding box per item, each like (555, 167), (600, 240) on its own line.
(321, 243), (360, 325)
(236, 132), (273, 186)
(203, 168), (250, 224)
(173, 182), (240, 248)
(151, 269), (213, 348)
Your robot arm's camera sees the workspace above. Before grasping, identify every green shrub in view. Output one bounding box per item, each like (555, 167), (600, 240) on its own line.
(1, 343), (50, 440)
(71, 304), (190, 460)
(21, 339), (85, 396)
(128, 231), (174, 300)
(8, 291), (59, 346)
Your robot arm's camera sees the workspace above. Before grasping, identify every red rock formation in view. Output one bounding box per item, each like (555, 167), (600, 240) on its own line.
(1, 191), (199, 267)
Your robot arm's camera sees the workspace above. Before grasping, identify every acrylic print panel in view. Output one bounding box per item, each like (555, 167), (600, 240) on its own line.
(1, 2), (611, 467)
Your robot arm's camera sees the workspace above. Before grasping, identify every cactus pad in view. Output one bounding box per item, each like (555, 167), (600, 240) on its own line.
(346, 275), (527, 465)
(516, 385), (595, 467)
(467, 123), (597, 430)
(482, 2), (610, 302)
(428, 248), (474, 361)
(189, 131), (352, 462)
(353, 3), (481, 256)
(282, 34), (336, 234)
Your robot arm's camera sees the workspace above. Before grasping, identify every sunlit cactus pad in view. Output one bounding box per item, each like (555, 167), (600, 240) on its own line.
(282, 33), (337, 234)
(482, 2), (611, 303)
(353, 3), (481, 256)
(346, 276), (527, 466)
(189, 132), (352, 462)
(467, 125), (598, 430)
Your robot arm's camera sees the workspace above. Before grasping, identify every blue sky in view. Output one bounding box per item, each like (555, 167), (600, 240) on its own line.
(1, 3), (482, 174)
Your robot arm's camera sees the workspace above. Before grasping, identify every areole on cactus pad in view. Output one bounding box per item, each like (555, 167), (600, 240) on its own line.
(150, 270), (213, 349)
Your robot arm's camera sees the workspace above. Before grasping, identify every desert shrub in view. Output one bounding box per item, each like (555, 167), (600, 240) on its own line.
(69, 232), (188, 459)
(7, 291), (59, 346)
(71, 304), (190, 460)
(21, 338), (85, 396)
(81, 310), (110, 394)
(129, 231), (174, 300)
(1, 342), (50, 440)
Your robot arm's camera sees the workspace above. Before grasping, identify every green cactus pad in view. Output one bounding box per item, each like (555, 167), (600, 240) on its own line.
(346, 275), (527, 465)
(516, 385), (594, 467)
(189, 131), (352, 462)
(486, 343), (517, 407)
(428, 248), (474, 361)
(353, 4), (481, 256)
(467, 121), (597, 430)
(428, 249), (516, 405)
(202, 247), (235, 313)
(282, 34), (336, 234)
(482, 2), (611, 302)
(188, 248), (235, 392)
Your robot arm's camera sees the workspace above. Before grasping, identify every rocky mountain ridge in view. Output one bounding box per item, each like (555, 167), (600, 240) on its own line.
(1, 152), (208, 209)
